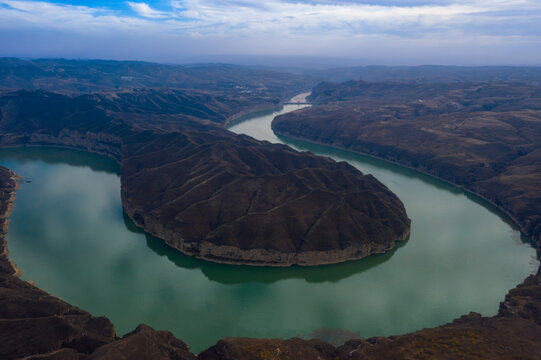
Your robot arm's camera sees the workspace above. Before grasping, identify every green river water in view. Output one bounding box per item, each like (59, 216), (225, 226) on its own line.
(1, 104), (538, 353)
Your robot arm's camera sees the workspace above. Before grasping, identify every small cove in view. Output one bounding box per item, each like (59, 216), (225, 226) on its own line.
(1, 104), (538, 354)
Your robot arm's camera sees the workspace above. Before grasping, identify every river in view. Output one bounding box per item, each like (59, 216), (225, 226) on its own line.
(1, 104), (538, 353)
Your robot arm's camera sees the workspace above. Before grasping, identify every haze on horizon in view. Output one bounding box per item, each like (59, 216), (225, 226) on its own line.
(0, 0), (540, 67)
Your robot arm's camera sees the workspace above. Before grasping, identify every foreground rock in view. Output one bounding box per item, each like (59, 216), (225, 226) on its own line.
(499, 270), (541, 326)
(0, 274), (116, 359)
(196, 313), (541, 360)
(337, 313), (541, 360)
(87, 324), (197, 360)
(199, 338), (339, 360)
(273, 80), (541, 248)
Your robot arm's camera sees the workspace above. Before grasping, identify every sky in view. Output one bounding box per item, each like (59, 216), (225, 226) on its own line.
(0, 0), (540, 66)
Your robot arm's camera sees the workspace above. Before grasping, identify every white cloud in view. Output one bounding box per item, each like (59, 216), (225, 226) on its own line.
(127, 2), (169, 19)
(0, 0), (160, 33)
(0, 0), (540, 64)
(1, 0), (540, 36)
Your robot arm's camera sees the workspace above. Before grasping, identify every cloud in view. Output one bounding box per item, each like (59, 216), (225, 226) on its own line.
(2, 0), (540, 36)
(127, 2), (169, 19)
(0, 0), (540, 64)
(170, 0), (541, 37)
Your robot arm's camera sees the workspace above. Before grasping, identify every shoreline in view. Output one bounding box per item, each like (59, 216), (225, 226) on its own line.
(223, 102), (284, 127)
(123, 200), (411, 267)
(287, 91), (312, 104)
(0, 171), (23, 277)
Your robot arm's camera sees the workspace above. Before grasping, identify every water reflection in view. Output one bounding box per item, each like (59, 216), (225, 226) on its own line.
(123, 212), (407, 284)
(0, 147), (119, 175)
(153, 233), (407, 285)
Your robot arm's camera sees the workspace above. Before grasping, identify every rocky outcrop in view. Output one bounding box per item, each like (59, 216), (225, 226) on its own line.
(120, 129), (410, 266)
(336, 313), (541, 360)
(198, 311), (541, 360)
(499, 272), (541, 326)
(87, 324), (197, 360)
(273, 80), (541, 251)
(199, 338), (339, 360)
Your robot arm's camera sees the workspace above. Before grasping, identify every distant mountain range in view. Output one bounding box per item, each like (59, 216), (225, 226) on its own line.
(0, 58), (312, 96)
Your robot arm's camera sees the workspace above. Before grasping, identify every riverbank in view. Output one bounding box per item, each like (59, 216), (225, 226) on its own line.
(287, 91), (312, 104)
(0, 165), (121, 359)
(0, 168), (21, 277)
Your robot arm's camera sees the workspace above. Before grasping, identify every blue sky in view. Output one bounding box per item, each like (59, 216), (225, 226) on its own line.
(1, 0), (540, 65)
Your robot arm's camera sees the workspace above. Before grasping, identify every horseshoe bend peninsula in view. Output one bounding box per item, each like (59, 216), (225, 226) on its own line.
(0, 83), (410, 266)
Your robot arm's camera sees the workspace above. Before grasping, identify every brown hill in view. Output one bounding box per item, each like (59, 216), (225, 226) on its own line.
(121, 129), (410, 266)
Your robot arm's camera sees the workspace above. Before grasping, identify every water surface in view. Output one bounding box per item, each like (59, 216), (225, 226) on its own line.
(1, 107), (538, 353)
